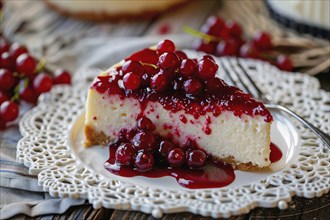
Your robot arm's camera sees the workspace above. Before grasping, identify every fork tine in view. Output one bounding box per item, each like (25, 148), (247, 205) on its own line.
(234, 58), (266, 100)
(220, 57), (255, 95)
(218, 58), (236, 85)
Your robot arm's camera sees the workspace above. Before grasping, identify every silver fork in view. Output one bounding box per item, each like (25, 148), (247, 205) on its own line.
(220, 57), (330, 149)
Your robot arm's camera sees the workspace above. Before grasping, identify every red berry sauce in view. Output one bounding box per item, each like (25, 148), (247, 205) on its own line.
(105, 141), (282, 189)
(270, 143), (282, 163)
(105, 143), (235, 189)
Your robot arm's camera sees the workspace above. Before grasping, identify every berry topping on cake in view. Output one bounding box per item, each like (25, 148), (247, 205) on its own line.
(167, 148), (186, 167)
(115, 143), (135, 166)
(137, 116), (156, 131)
(157, 39), (176, 54)
(123, 72), (141, 90)
(150, 72), (168, 92)
(134, 151), (155, 172)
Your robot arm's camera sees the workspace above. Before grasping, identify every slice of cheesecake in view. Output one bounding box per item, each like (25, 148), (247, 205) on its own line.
(85, 40), (272, 170)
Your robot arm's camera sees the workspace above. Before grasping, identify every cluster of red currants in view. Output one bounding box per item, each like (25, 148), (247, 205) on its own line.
(113, 116), (208, 172)
(0, 37), (72, 130)
(190, 16), (293, 71)
(119, 39), (226, 97)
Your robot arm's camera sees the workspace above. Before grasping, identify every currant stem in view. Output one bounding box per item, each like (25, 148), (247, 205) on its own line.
(183, 26), (222, 43)
(140, 62), (158, 69)
(11, 78), (29, 102)
(35, 57), (47, 73)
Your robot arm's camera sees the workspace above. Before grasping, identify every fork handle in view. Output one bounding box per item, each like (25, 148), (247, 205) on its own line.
(266, 104), (330, 148)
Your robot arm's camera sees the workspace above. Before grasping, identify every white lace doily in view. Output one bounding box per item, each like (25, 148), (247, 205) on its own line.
(17, 55), (330, 218)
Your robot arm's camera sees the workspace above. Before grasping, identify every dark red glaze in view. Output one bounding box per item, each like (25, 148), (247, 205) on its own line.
(125, 48), (158, 65)
(179, 115), (187, 124)
(92, 47), (272, 123)
(105, 138), (282, 189)
(270, 142), (282, 163)
(105, 144), (235, 189)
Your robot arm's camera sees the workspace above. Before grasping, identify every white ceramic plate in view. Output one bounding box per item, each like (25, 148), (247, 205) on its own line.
(17, 39), (330, 218)
(69, 109), (299, 191)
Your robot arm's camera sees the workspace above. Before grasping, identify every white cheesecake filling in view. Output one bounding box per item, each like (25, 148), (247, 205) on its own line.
(46, 0), (186, 14)
(86, 91), (271, 167)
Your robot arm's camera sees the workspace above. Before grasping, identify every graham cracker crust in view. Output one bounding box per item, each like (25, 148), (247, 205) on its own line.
(215, 156), (262, 171)
(85, 125), (114, 147)
(85, 126), (265, 171)
(44, 0), (189, 22)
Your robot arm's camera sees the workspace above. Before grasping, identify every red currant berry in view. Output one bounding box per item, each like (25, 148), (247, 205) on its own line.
(239, 43), (260, 59)
(201, 16), (225, 36)
(205, 78), (225, 93)
(9, 43), (28, 60)
(117, 129), (128, 142)
(196, 58), (218, 80)
(172, 78), (183, 91)
(134, 151), (154, 172)
(156, 39), (175, 54)
(158, 23), (170, 35)
(179, 59), (196, 78)
(194, 40), (217, 54)
(183, 78), (203, 95)
(143, 65), (159, 76)
(0, 117), (6, 130)
(53, 69), (71, 84)
(186, 150), (207, 168)
(0, 69), (16, 90)
(161, 69), (176, 82)
(0, 101), (19, 122)
(184, 139), (198, 150)
(157, 52), (180, 70)
(137, 116), (155, 131)
(158, 140), (175, 157)
(0, 91), (9, 105)
(150, 72), (168, 92)
(33, 73), (53, 94)
(126, 129), (137, 141)
(18, 80), (38, 103)
(0, 52), (14, 70)
(132, 131), (156, 151)
(122, 60), (144, 76)
(216, 40), (239, 57)
(175, 50), (188, 60)
(0, 38), (10, 54)
(225, 20), (242, 38)
(16, 53), (36, 77)
(123, 72), (141, 90)
(199, 55), (215, 62)
(141, 73), (151, 87)
(252, 31), (273, 51)
(115, 143), (136, 166)
(167, 148), (185, 168)
(276, 55), (293, 71)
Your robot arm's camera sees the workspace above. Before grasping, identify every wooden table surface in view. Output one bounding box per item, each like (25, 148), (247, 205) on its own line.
(5, 0), (329, 219)
(13, 192), (330, 219)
